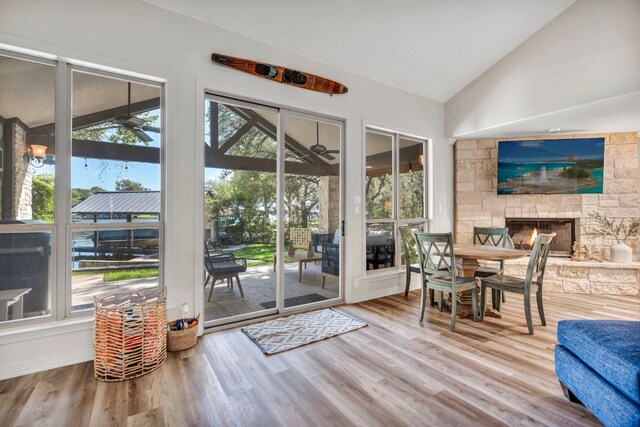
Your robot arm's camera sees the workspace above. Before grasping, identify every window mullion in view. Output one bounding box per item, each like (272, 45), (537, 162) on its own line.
(56, 60), (71, 320)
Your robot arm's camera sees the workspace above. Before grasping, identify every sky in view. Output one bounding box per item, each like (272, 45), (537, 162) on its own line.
(498, 138), (605, 162)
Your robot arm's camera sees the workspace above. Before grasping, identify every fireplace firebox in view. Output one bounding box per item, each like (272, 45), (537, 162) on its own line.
(505, 218), (577, 257)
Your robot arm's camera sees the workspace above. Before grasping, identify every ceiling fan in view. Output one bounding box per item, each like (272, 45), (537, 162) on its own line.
(305, 122), (339, 161)
(113, 82), (160, 143)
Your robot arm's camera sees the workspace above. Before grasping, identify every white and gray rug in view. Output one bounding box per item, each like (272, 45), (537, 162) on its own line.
(241, 308), (367, 355)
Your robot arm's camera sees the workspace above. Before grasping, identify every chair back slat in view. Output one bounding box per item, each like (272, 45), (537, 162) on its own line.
(473, 227), (509, 248)
(415, 232), (454, 277)
(399, 223), (425, 265)
(525, 233), (555, 288)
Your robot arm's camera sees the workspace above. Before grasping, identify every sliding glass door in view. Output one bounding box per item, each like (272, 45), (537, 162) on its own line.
(203, 95), (343, 326)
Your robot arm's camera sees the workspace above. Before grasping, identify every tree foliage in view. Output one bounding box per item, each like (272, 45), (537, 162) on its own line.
(115, 179), (150, 191)
(72, 186), (106, 207)
(32, 173), (55, 222)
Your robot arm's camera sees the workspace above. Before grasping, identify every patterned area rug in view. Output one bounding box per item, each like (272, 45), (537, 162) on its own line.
(241, 308), (367, 355)
(259, 293), (328, 309)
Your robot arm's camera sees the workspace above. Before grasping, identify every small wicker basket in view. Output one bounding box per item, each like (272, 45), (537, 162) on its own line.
(167, 316), (199, 352)
(94, 288), (167, 382)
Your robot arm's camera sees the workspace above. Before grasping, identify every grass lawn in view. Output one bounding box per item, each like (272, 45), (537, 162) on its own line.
(231, 243), (276, 267)
(104, 268), (159, 282)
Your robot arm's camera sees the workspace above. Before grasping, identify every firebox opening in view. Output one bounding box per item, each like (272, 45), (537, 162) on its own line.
(505, 218), (577, 257)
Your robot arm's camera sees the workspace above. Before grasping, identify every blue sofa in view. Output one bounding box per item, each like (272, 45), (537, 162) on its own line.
(555, 320), (640, 427)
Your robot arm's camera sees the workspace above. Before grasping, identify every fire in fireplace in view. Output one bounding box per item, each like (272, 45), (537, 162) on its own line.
(505, 218), (577, 257)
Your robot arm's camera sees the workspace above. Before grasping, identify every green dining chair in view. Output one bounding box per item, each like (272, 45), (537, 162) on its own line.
(415, 232), (479, 332)
(480, 232), (555, 335)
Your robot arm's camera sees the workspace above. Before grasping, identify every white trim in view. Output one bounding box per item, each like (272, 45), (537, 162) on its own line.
(0, 347), (93, 381)
(0, 316), (92, 345)
(348, 285), (409, 304)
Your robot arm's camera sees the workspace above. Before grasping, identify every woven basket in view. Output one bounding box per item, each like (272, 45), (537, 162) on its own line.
(167, 317), (199, 352)
(94, 288), (167, 382)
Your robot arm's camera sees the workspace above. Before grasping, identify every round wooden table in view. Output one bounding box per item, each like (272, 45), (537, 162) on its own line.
(452, 244), (528, 318)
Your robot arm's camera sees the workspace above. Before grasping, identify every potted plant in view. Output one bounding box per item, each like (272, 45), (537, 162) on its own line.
(586, 212), (640, 263)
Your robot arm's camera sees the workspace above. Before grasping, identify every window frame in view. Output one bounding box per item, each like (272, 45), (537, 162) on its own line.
(364, 127), (428, 276)
(0, 48), (166, 328)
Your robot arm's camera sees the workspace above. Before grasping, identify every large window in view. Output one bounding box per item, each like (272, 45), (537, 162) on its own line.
(365, 128), (427, 273)
(0, 49), (163, 326)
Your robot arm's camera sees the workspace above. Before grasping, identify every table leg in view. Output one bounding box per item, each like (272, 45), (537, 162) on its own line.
(453, 258), (501, 319)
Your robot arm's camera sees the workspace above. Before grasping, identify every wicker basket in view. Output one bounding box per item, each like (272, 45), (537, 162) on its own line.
(94, 288), (167, 382)
(167, 316), (199, 352)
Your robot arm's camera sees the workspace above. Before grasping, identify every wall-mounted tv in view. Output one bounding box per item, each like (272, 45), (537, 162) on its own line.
(497, 138), (604, 195)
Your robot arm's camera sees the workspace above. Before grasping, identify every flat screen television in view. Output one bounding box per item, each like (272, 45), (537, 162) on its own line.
(497, 138), (605, 195)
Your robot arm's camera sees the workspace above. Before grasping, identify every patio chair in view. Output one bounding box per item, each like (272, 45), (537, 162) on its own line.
(480, 232), (555, 334)
(288, 228), (314, 257)
(204, 244), (247, 301)
(415, 232), (479, 332)
(473, 226), (510, 308)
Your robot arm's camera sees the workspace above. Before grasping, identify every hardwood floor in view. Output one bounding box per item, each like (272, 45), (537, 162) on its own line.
(1, 291), (638, 426)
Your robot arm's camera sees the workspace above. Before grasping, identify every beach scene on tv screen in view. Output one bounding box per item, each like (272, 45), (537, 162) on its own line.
(497, 138), (604, 195)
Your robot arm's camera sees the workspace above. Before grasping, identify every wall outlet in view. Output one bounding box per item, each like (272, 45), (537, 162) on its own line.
(354, 278), (360, 288)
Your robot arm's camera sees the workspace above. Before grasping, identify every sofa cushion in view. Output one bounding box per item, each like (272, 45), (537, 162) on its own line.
(555, 345), (640, 427)
(557, 320), (640, 405)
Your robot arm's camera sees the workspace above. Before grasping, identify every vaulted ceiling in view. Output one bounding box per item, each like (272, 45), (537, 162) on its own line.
(142, 0), (575, 102)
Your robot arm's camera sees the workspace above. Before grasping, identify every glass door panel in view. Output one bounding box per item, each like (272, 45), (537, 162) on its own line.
(203, 96), (278, 323)
(283, 113), (342, 309)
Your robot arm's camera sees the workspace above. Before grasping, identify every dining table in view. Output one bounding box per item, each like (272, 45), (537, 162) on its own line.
(451, 244), (528, 318)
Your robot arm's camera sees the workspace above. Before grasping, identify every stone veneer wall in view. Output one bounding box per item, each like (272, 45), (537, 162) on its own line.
(455, 132), (640, 261)
(318, 175), (340, 234)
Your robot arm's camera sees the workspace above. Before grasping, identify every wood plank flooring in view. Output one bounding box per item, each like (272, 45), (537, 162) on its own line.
(1, 291), (638, 426)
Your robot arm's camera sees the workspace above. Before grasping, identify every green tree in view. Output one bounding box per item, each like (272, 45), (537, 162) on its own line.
(71, 186), (106, 207)
(32, 173), (55, 222)
(115, 179), (150, 191)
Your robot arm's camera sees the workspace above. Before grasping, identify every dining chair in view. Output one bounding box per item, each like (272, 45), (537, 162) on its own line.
(473, 226), (510, 308)
(480, 232), (555, 335)
(415, 232), (479, 332)
(399, 223), (430, 300)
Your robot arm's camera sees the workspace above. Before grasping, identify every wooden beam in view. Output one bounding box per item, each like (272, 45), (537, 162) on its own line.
(72, 139), (160, 164)
(204, 153), (333, 176)
(29, 97), (161, 136)
(218, 118), (258, 154)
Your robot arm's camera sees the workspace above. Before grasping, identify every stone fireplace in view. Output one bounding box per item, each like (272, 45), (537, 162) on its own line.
(505, 218), (576, 257)
(454, 132), (640, 295)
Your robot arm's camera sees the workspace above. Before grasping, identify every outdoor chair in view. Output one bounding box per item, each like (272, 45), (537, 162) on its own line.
(288, 228), (314, 257)
(399, 223), (434, 304)
(415, 232), (479, 332)
(312, 232), (334, 254)
(473, 226), (511, 308)
(480, 232), (555, 334)
(204, 244), (247, 301)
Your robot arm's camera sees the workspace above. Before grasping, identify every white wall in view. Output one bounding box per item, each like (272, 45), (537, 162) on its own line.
(0, 0), (449, 378)
(445, 0), (640, 137)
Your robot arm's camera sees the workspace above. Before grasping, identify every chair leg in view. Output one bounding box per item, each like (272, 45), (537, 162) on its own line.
(450, 295), (457, 332)
(502, 291), (506, 303)
(429, 289), (435, 306)
(537, 290), (546, 326)
(524, 294), (534, 335)
(204, 274), (210, 288)
(404, 271), (411, 297)
(419, 284), (427, 321)
(494, 290), (502, 311)
(322, 275), (326, 289)
(207, 276), (215, 302)
(480, 282), (487, 321)
(235, 274), (244, 298)
(471, 286), (478, 322)
(438, 291), (444, 312)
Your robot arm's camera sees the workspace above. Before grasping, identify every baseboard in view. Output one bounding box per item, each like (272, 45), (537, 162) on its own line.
(348, 283), (419, 304)
(0, 347), (94, 380)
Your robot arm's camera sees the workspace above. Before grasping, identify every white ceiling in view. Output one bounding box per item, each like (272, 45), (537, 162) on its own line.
(142, 0), (575, 102)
